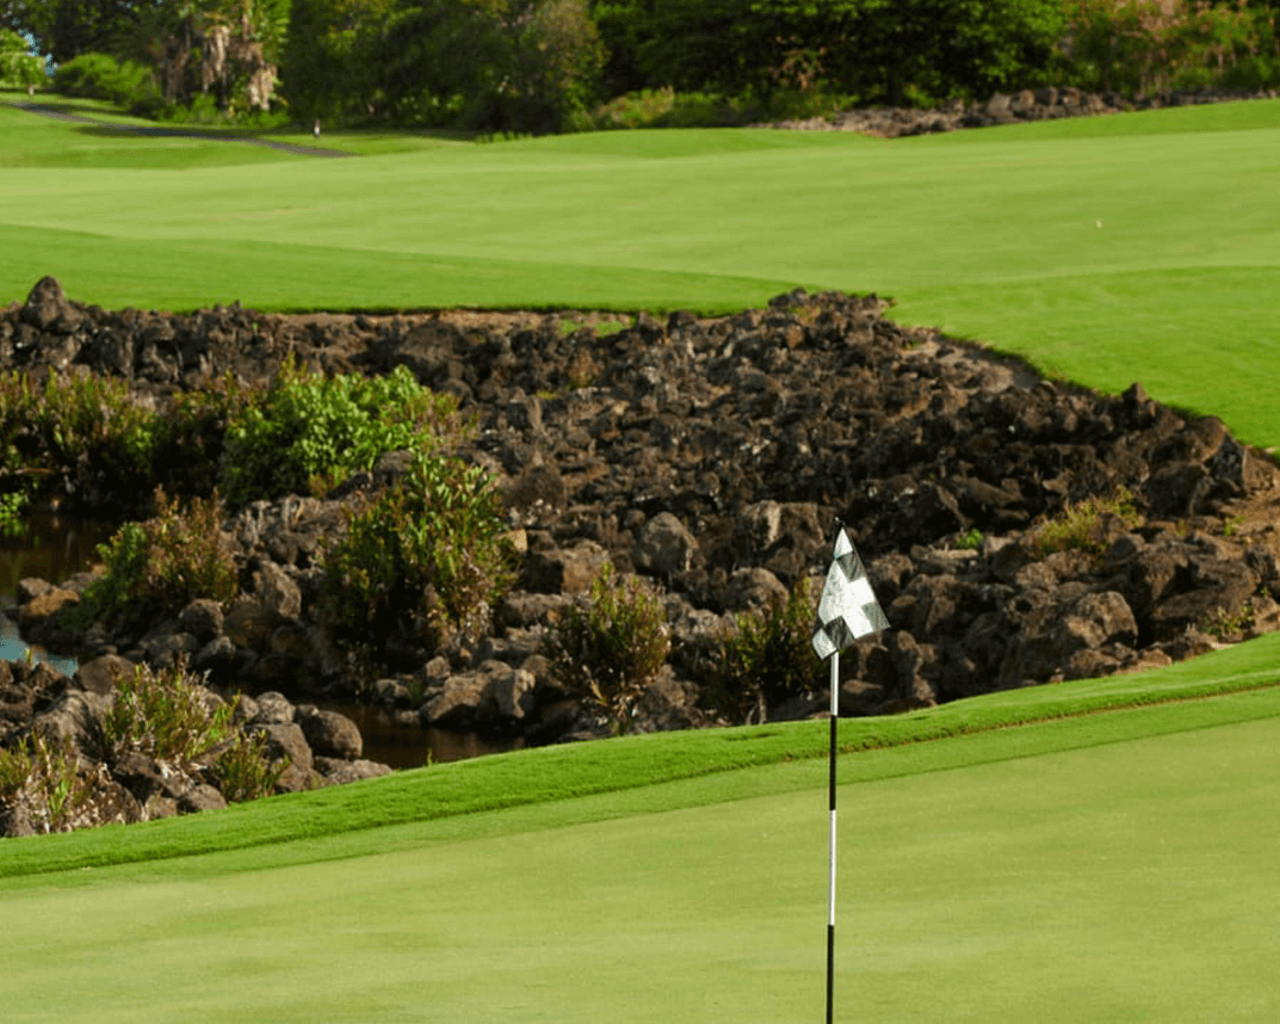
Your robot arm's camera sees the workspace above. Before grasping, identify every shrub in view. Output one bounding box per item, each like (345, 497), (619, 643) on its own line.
(76, 488), (238, 634)
(0, 369), (160, 508)
(206, 730), (290, 803)
(541, 563), (670, 727)
(0, 490), (28, 538)
(703, 580), (819, 724)
(101, 662), (238, 770)
(0, 28), (44, 90)
(221, 357), (461, 506)
(571, 87), (764, 131)
(1031, 488), (1141, 560)
(1201, 603), (1254, 642)
(322, 451), (515, 645)
(53, 52), (161, 114)
(0, 732), (92, 833)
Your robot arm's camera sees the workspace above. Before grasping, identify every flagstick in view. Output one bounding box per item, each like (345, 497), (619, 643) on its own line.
(826, 649), (839, 1024)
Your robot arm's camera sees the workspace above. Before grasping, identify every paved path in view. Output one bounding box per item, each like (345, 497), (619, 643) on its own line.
(8, 100), (353, 157)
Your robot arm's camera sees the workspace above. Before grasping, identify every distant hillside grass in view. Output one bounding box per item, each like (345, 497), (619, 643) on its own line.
(3, 94), (1278, 445)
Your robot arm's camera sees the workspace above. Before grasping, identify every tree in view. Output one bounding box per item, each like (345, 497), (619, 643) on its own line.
(282, 0), (396, 120)
(0, 26), (44, 87)
(375, 0), (603, 131)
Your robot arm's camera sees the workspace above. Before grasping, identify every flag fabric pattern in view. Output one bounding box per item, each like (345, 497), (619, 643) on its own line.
(811, 529), (888, 660)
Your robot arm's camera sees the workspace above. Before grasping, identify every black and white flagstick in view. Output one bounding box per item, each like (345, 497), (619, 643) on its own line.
(811, 526), (888, 1024)
(826, 648), (839, 1024)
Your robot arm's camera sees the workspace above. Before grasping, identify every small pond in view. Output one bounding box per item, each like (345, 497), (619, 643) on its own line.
(0, 512), (513, 768)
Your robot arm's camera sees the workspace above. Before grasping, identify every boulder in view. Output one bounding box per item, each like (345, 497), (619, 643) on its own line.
(295, 707), (363, 760)
(20, 276), (81, 334)
(256, 722), (314, 793)
(633, 512), (699, 575)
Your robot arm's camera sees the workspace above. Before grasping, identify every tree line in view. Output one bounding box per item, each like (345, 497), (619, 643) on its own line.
(3, 0), (1279, 131)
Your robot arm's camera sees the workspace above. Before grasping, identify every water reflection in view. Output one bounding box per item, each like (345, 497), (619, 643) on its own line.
(0, 512), (521, 768)
(0, 511), (116, 597)
(0, 511), (116, 677)
(0, 610), (78, 676)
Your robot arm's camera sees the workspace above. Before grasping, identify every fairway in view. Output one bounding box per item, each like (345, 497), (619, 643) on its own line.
(3, 96), (1280, 441)
(3, 696), (1280, 1023)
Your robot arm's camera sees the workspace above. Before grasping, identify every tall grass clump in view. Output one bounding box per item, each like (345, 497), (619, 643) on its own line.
(221, 358), (461, 506)
(0, 732), (93, 833)
(0, 369), (160, 508)
(542, 563), (670, 729)
(703, 581), (820, 723)
(75, 488), (238, 634)
(1031, 488), (1142, 560)
(101, 662), (238, 771)
(322, 451), (515, 646)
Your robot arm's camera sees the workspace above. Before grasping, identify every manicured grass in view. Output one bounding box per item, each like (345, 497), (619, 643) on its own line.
(5, 628), (1280, 880)
(0, 95), (304, 169)
(3, 690), (1280, 1022)
(3, 95), (1280, 1022)
(3, 97), (1279, 443)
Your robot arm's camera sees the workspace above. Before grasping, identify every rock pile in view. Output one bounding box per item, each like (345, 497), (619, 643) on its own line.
(0, 651), (386, 837)
(757, 86), (1280, 137)
(5, 278), (1280, 759)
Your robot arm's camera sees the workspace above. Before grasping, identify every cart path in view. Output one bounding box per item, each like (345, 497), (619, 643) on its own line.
(7, 100), (353, 157)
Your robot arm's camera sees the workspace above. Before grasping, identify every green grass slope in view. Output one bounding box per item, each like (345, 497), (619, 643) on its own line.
(3, 97), (1279, 442)
(3, 687), (1280, 1023)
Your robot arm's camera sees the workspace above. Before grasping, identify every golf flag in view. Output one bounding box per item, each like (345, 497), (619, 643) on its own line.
(814, 527), (887, 1024)
(811, 529), (888, 659)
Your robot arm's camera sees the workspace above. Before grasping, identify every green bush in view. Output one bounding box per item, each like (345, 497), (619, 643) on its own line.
(703, 580), (819, 724)
(0, 28), (44, 90)
(221, 357), (461, 506)
(206, 730), (290, 803)
(0, 369), (160, 508)
(571, 87), (764, 131)
(541, 563), (670, 727)
(76, 489), (238, 635)
(101, 662), (238, 770)
(52, 52), (161, 114)
(322, 450), (515, 645)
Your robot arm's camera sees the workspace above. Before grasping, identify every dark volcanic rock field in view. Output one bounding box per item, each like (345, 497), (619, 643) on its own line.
(6, 277), (1280, 763)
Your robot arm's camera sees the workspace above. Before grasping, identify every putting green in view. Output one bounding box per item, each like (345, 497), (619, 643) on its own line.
(3, 700), (1279, 1023)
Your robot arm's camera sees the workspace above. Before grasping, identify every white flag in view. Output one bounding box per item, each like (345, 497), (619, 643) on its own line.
(810, 529), (888, 660)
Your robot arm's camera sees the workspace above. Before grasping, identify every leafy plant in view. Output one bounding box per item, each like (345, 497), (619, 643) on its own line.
(703, 580), (820, 724)
(322, 450), (515, 646)
(541, 563), (670, 728)
(101, 662), (238, 770)
(0, 490), (28, 538)
(207, 730), (290, 803)
(0, 369), (160, 508)
(956, 527), (984, 550)
(221, 357), (461, 506)
(1031, 488), (1142, 560)
(75, 488), (238, 634)
(1201, 603), (1254, 641)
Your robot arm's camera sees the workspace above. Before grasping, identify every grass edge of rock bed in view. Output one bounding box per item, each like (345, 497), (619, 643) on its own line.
(4, 629), (1280, 882)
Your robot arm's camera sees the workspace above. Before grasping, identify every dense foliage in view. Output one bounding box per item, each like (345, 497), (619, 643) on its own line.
(703, 580), (820, 724)
(0, 26), (42, 88)
(542, 563), (671, 728)
(75, 489), (239, 634)
(220, 358), (460, 506)
(321, 450), (515, 647)
(9, 0), (1280, 129)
